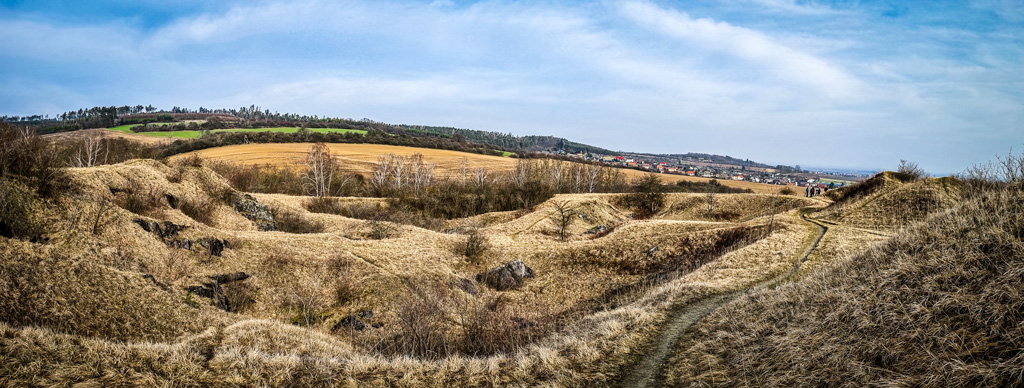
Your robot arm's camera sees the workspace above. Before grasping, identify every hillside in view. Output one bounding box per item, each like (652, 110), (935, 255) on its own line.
(0, 150), (824, 386)
(662, 172), (1024, 386)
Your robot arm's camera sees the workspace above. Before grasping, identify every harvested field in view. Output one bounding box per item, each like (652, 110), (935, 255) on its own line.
(171, 142), (787, 194)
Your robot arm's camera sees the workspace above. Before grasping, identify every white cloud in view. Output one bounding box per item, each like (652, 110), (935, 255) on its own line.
(620, 1), (864, 103)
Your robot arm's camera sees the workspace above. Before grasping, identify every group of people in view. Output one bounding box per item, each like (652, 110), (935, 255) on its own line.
(805, 184), (824, 197)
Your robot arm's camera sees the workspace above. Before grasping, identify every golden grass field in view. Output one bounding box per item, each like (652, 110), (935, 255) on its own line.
(5, 145), (1018, 387)
(171, 142), (787, 194)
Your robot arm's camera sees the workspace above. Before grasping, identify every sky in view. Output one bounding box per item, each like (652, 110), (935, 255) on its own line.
(1, 0), (1021, 174)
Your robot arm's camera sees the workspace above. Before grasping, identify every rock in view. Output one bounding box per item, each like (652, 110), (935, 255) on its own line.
(198, 238), (229, 256)
(166, 239), (192, 250)
(164, 194), (180, 209)
(584, 224), (608, 235)
(456, 277), (479, 295)
(154, 221), (186, 239)
(358, 309), (374, 319)
(187, 285), (215, 298)
(209, 272), (250, 284)
(133, 218), (152, 232)
(333, 315), (366, 331)
(142, 274), (157, 284)
(231, 192), (277, 231)
(647, 246), (659, 256)
(475, 260), (535, 291)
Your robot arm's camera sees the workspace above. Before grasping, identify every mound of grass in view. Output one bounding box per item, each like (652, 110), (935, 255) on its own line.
(664, 186), (1024, 387)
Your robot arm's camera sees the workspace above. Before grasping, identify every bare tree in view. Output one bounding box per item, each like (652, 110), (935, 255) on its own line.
(460, 157), (469, 184)
(550, 200), (576, 241)
(391, 154), (409, 190)
(548, 160), (564, 192)
(372, 154), (393, 190)
(705, 191), (717, 219)
(473, 167), (489, 185)
(586, 164), (603, 193)
(304, 142), (336, 197)
(71, 131), (104, 167)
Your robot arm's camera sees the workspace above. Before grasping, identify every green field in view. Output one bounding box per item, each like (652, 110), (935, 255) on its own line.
(106, 126), (367, 139)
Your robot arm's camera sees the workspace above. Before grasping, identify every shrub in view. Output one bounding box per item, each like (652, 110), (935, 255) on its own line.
(117, 180), (165, 215)
(272, 208), (324, 234)
(617, 174), (666, 219)
(0, 123), (68, 198)
(0, 178), (48, 239)
(779, 187), (795, 195)
(894, 159), (927, 182)
(460, 229), (489, 264)
(179, 195), (217, 226)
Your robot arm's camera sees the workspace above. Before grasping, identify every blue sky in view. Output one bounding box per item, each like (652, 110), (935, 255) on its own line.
(1, 0), (1021, 174)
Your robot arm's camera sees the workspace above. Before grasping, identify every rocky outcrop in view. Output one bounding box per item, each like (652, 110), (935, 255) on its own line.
(185, 272), (251, 312)
(476, 260), (535, 291)
(584, 224), (609, 235)
(333, 315), (367, 331)
(230, 192), (276, 231)
(133, 219), (188, 239)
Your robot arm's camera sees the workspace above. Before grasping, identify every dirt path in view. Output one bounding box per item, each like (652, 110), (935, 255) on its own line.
(615, 210), (827, 388)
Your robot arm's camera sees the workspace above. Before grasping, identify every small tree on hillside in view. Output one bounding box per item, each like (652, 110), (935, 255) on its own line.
(550, 200), (576, 241)
(627, 173), (666, 219)
(705, 191), (717, 219)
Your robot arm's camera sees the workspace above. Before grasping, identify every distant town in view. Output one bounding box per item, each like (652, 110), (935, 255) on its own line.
(549, 149), (874, 188)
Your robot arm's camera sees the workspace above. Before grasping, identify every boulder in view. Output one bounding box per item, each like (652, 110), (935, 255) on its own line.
(231, 192), (277, 231)
(209, 272), (249, 284)
(333, 315), (366, 331)
(198, 238), (229, 256)
(475, 260), (535, 291)
(584, 224), (608, 235)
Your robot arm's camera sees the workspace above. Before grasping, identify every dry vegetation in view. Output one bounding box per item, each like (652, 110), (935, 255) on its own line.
(5, 124), (1022, 387)
(662, 156), (1024, 387)
(171, 142), (787, 194)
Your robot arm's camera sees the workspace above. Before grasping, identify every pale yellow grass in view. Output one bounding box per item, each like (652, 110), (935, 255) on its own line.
(173, 142), (787, 193)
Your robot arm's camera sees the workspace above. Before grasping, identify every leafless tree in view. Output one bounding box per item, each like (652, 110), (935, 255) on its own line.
(473, 167), (489, 185)
(705, 191), (717, 219)
(391, 154), (409, 190)
(550, 200), (576, 241)
(304, 142), (336, 197)
(548, 160), (564, 192)
(372, 154), (393, 190)
(460, 157), (469, 184)
(586, 164), (603, 193)
(71, 131), (105, 167)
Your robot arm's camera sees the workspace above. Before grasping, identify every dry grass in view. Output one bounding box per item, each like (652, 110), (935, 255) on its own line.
(662, 182), (1023, 387)
(170, 142), (785, 194)
(16, 158), (970, 387)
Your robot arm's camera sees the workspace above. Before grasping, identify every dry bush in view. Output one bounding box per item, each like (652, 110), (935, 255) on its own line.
(365, 220), (395, 239)
(287, 276), (331, 327)
(219, 281), (257, 313)
(385, 285), (455, 359)
(459, 229), (489, 264)
(779, 186), (795, 195)
(144, 250), (192, 284)
(458, 295), (546, 356)
(326, 254), (359, 306)
(117, 179), (165, 215)
(305, 196), (347, 215)
(894, 159), (927, 182)
(272, 207), (324, 234)
(179, 195), (217, 226)
(0, 178), (49, 239)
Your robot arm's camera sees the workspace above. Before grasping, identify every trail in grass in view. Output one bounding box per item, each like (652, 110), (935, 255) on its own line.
(615, 210), (828, 388)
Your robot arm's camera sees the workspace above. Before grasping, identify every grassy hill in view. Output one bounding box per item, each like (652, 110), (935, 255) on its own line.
(662, 171), (1024, 386)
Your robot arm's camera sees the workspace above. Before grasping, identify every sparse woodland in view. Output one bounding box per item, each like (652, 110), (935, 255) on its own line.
(2, 122), (1022, 387)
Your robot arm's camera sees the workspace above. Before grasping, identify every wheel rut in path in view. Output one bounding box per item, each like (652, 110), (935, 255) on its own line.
(615, 211), (828, 388)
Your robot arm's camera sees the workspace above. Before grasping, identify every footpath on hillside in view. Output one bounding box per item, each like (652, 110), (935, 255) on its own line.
(615, 210), (828, 388)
